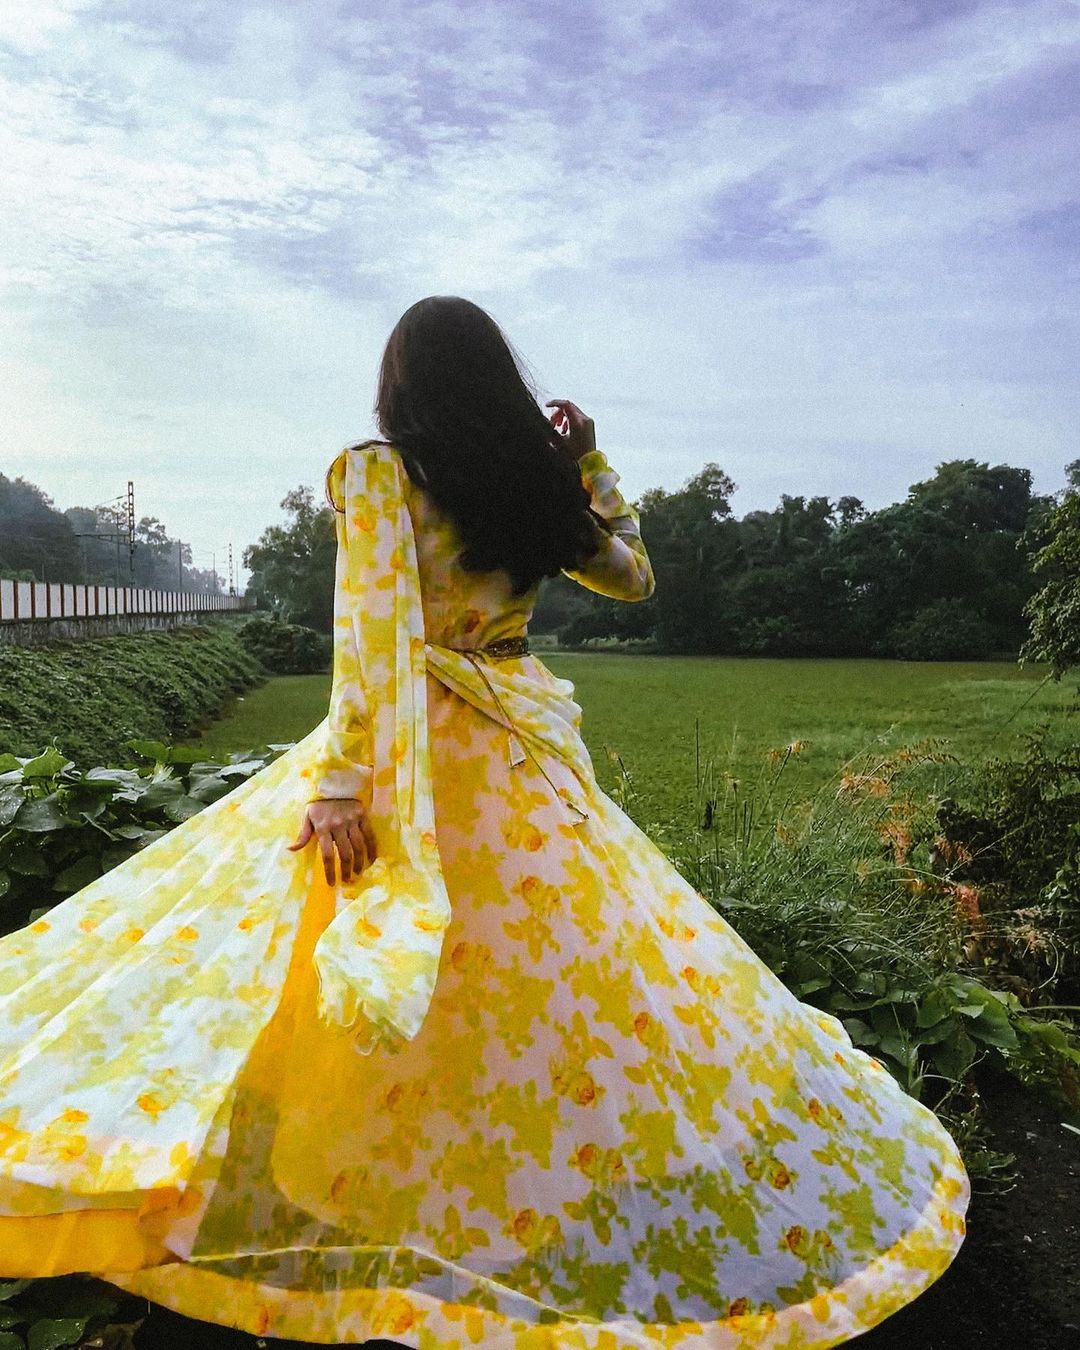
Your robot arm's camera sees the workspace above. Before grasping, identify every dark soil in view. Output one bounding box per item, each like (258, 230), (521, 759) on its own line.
(119, 1069), (1079, 1350)
(855, 1066), (1079, 1350)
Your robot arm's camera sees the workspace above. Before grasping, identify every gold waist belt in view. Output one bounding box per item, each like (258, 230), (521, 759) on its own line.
(454, 635), (530, 661)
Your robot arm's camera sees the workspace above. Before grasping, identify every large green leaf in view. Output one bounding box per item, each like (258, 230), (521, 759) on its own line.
(840, 1016), (877, 1046)
(187, 775), (233, 804)
(84, 768), (142, 789)
(931, 1027), (976, 1081)
(53, 856), (102, 895)
(7, 843), (52, 877)
(218, 760), (266, 778)
(912, 1017), (956, 1047)
(137, 778), (184, 809)
(13, 796), (69, 833)
(124, 740), (170, 763)
(161, 796), (204, 824)
(27, 1317), (90, 1350)
(160, 746), (207, 765)
(24, 1285), (119, 1323)
(915, 987), (950, 1028)
(967, 1001), (1019, 1050)
(21, 748), (73, 779)
(0, 785), (24, 826)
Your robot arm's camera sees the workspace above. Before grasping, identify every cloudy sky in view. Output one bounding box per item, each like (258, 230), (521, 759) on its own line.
(2, 0), (1078, 585)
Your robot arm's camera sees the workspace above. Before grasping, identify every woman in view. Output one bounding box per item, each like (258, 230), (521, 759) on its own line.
(0, 297), (967, 1348)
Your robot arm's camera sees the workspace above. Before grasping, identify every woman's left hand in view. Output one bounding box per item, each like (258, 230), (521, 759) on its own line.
(288, 798), (378, 885)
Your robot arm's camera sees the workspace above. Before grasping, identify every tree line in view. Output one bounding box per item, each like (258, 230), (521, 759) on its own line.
(243, 454), (1078, 662)
(533, 456), (1079, 660)
(0, 473), (223, 593)
(15, 450), (1059, 663)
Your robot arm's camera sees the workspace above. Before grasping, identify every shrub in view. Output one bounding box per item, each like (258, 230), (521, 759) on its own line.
(235, 613), (331, 674)
(932, 727), (1080, 1007)
(889, 598), (996, 660)
(0, 741), (283, 937)
(1019, 486), (1080, 680)
(606, 734), (1080, 1170)
(0, 621), (264, 767)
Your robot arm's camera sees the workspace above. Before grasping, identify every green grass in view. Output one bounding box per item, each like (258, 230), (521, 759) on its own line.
(180, 673), (332, 755)
(182, 654), (1075, 832)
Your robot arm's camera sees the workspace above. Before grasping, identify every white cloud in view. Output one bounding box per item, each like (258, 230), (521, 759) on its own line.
(0, 0), (94, 55)
(0, 0), (1077, 580)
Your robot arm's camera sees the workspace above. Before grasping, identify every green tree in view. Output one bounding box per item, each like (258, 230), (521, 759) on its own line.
(1019, 461), (1080, 680)
(243, 485), (336, 632)
(906, 458), (1036, 533)
(632, 464), (739, 653)
(726, 495), (847, 656)
(832, 460), (1047, 657)
(0, 474), (80, 581)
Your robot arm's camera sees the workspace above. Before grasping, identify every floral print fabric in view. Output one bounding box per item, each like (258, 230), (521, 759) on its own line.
(0, 442), (968, 1348)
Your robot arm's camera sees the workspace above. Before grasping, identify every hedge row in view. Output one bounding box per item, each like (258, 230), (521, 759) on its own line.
(0, 620), (265, 767)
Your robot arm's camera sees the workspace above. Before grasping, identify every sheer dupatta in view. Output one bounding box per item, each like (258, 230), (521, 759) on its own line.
(309, 443), (451, 1056)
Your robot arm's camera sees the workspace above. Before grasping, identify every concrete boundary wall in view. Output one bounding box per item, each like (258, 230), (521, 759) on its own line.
(0, 579), (254, 647)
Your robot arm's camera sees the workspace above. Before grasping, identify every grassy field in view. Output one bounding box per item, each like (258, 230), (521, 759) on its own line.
(183, 653), (1075, 832)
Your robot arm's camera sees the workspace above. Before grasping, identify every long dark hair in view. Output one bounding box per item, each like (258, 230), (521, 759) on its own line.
(338, 296), (610, 595)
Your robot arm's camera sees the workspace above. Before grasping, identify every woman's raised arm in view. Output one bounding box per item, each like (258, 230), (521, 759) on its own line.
(545, 399), (654, 602)
(562, 448), (655, 601)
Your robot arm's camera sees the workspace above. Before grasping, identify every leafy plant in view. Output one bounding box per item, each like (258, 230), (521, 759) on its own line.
(888, 598), (996, 661)
(934, 726), (1080, 1004)
(0, 740), (284, 938)
(609, 732), (1080, 1176)
(0, 1275), (144, 1350)
(1019, 480), (1080, 680)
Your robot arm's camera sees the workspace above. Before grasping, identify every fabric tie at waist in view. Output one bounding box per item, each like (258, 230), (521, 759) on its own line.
(424, 638), (592, 825)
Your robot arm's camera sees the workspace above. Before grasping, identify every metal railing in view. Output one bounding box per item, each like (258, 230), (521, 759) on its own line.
(0, 579), (252, 623)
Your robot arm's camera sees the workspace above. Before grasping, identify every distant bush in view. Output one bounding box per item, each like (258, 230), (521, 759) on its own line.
(0, 621), (264, 767)
(890, 599), (996, 660)
(562, 634), (659, 654)
(236, 613), (331, 674)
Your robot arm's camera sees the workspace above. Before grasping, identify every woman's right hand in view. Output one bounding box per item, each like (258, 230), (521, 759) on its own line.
(546, 399), (597, 461)
(288, 798), (378, 886)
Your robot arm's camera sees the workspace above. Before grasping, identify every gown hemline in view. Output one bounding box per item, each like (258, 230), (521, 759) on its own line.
(2, 1159), (963, 1349)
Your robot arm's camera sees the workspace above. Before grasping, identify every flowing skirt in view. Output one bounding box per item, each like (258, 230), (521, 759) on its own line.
(0, 661), (968, 1348)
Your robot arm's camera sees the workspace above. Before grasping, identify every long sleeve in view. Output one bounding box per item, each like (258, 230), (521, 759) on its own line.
(561, 449), (655, 601)
(304, 457), (375, 805)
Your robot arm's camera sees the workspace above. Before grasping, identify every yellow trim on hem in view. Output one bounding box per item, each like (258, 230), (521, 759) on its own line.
(0, 1163), (967, 1350)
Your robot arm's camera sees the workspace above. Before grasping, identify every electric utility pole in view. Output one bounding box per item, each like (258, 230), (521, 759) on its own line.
(126, 480), (136, 576)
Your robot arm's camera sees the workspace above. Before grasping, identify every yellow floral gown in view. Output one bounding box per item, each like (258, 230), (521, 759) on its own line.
(0, 442), (968, 1348)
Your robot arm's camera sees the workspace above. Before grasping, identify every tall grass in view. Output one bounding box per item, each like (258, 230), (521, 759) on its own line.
(608, 728), (1080, 1185)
